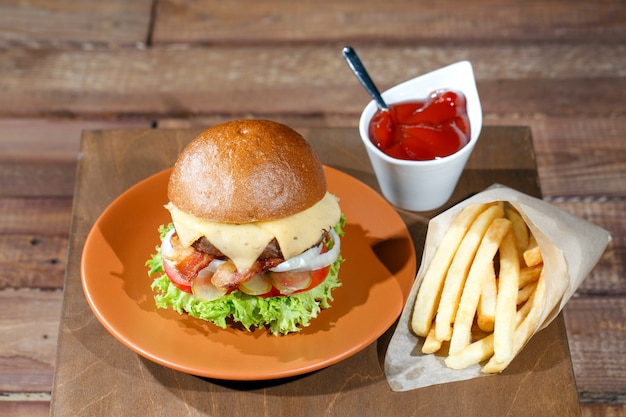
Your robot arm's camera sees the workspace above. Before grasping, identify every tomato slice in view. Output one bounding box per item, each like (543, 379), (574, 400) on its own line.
(307, 266), (330, 292)
(163, 260), (193, 294)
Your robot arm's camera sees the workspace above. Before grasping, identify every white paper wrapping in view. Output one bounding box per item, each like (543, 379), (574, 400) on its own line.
(384, 184), (611, 391)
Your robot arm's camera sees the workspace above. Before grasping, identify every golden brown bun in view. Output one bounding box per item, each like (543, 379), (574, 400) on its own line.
(168, 120), (327, 223)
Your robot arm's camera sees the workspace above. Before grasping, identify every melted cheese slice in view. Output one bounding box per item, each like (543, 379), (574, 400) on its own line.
(166, 192), (341, 271)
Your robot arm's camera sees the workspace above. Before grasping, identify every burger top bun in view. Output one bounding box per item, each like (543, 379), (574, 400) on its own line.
(168, 120), (327, 223)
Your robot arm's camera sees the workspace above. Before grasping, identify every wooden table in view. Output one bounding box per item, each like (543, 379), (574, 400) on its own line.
(50, 126), (580, 416)
(1, 1), (624, 415)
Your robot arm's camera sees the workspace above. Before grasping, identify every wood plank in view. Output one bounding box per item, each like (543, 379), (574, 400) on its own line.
(157, 114), (359, 129)
(486, 116), (626, 198)
(0, 288), (62, 392)
(581, 404), (626, 417)
(0, 119), (152, 197)
(0, 401), (50, 417)
(547, 199), (626, 295)
(152, 0), (626, 44)
(0, 119), (152, 162)
(0, 198), (72, 235)
(0, 163), (76, 198)
(564, 296), (626, 402)
(0, 119), (81, 163)
(0, 44), (623, 118)
(0, 234), (67, 290)
(0, 0), (153, 47)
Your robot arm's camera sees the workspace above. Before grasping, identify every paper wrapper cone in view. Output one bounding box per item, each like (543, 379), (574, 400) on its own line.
(384, 184), (611, 391)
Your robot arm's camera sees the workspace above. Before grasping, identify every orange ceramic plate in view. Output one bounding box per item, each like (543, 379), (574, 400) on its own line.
(81, 166), (416, 380)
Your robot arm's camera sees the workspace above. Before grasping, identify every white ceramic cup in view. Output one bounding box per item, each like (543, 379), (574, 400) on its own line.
(359, 61), (482, 212)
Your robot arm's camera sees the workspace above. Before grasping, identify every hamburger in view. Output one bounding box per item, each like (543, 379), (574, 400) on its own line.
(146, 120), (344, 335)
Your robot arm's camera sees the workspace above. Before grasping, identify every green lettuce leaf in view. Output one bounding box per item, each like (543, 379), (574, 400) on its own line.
(147, 219), (344, 335)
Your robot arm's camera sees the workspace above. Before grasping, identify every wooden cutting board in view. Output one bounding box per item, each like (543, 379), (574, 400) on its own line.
(50, 126), (580, 417)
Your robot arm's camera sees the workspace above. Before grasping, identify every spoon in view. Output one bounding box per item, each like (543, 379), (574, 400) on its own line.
(342, 46), (389, 111)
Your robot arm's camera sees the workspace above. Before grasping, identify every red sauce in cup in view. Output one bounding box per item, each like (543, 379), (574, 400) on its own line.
(368, 90), (470, 161)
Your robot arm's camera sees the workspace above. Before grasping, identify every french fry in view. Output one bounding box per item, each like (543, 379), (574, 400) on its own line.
(445, 333), (494, 370)
(412, 203), (493, 337)
(412, 201), (547, 374)
(519, 263), (542, 288)
(449, 218), (511, 355)
(506, 207), (529, 258)
(493, 229), (520, 363)
(482, 270), (546, 374)
(446, 282), (539, 371)
(477, 262), (497, 332)
(434, 204), (505, 341)
(523, 233), (543, 267)
(515, 286), (535, 323)
(517, 281), (537, 305)
(422, 325), (443, 354)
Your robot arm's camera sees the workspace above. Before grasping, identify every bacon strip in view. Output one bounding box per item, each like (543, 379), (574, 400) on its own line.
(174, 250), (212, 282)
(163, 232), (213, 284)
(211, 257), (284, 291)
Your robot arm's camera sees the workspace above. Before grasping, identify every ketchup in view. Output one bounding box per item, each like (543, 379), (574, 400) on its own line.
(368, 90), (470, 161)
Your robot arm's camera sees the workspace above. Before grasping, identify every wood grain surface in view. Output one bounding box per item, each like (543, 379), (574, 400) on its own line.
(0, 0), (624, 416)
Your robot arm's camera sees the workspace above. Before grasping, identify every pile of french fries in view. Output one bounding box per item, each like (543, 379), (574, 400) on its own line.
(411, 202), (547, 373)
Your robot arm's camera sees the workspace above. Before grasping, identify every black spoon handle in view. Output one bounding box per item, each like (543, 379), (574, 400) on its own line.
(342, 46), (389, 111)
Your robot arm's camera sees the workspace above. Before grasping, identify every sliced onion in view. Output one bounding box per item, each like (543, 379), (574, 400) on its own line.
(192, 275), (227, 301)
(160, 228), (176, 257)
(270, 228), (340, 273)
